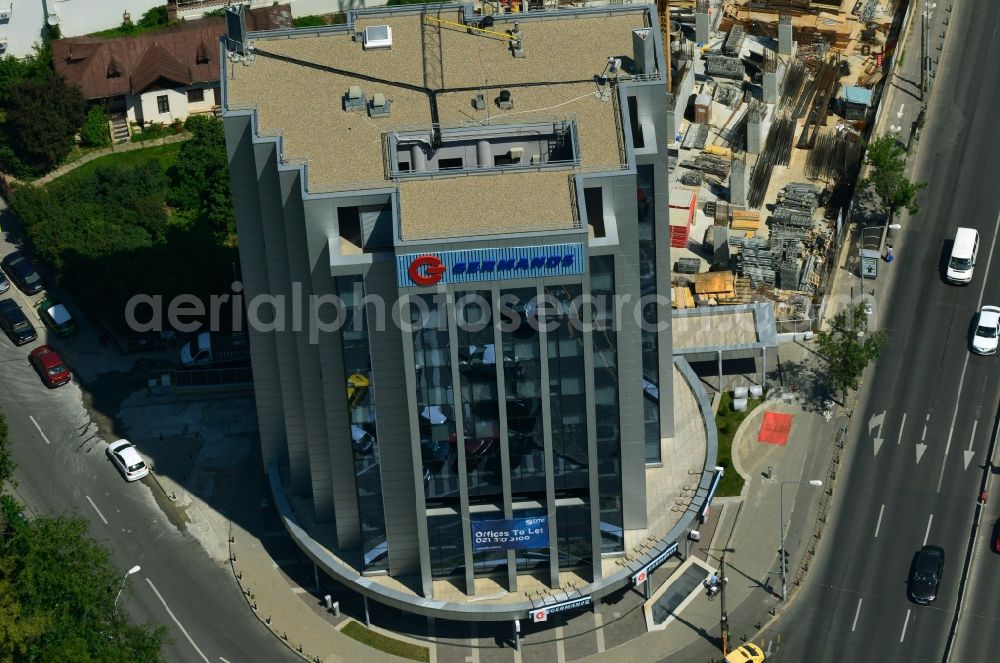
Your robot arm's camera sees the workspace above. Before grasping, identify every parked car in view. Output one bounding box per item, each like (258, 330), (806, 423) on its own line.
(971, 305), (1000, 355)
(0, 271), (8, 294)
(36, 297), (76, 337)
(908, 545), (945, 605)
(0, 299), (38, 346)
(992, 519), (1000, 554)
(0, 252), (44, 295)
(105, 439), (149, 482)
(29, 345), (71, 388)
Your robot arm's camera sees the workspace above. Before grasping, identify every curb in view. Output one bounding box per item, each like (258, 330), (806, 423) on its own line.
(730, 396), (784, 499)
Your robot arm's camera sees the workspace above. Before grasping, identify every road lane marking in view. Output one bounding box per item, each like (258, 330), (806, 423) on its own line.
(145, 578), (210, 663)
(220, 659), (232, 663)
(924, 514), (934, 546)
(594, 611), (605, 652)
(85, 496), (108, 525)
(900, 609), (911, 642)
(963, 420), (978, 470)
(897, 413), (907, 445)
(875, 505), (885, 538)
(851, 598), (863, 632)
(29, 416), (50, 445)
(937, 209), (1000, 490)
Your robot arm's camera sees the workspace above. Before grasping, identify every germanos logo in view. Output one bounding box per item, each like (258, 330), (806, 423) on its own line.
(408, 255), (447, 286)
(398, 244), (584, 288)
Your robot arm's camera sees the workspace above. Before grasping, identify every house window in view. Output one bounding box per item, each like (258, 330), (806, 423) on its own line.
(187, 88), (205, 103)
(156, 95), (169, 114)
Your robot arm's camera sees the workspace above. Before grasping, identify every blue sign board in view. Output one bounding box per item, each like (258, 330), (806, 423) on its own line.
(471, 517), (549, 552)
(397, 244), (585, 288)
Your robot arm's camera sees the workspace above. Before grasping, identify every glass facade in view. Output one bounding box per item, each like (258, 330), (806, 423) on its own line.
(336, 276), (388, 572)
(501, 288), (547, 501)
(456, 292), (503, 501)
(637, 164), (662, 463)
(590, 256), (624, 553)
(410, 295), (459, 508)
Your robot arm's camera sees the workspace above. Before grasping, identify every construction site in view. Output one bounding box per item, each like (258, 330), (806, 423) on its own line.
(471, 0), (905, 331)
(662, 0), (904, 330)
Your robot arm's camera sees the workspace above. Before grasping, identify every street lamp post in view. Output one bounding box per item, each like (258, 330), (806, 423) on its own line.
(114, 565), (142, 609)
(779, 480), (822, 603)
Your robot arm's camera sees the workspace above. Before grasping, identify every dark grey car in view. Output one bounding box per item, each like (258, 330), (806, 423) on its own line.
(0, 299), (38, 346)
(1, 252), (43, 296)
(908, 545), (945, 605)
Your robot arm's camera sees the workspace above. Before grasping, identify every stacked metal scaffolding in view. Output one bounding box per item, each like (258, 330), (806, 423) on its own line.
(723, 26), (746, 56)
(735, 237), (778, 288)
(682, 123), (710, 149)
(705, 55), (744, 79)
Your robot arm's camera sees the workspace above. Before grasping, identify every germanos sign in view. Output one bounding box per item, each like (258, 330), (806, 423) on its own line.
(396, 244), (584, 287)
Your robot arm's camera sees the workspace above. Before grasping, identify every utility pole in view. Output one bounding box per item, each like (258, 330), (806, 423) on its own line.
(919, 8), (926, 101)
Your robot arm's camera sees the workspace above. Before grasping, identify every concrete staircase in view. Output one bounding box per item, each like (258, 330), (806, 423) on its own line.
(109, 113), (130, 143)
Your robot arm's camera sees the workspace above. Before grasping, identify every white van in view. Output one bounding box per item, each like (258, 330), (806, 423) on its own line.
(946, 227), (979, 284)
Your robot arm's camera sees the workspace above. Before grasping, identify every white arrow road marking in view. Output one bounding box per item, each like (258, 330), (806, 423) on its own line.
(869, 411), (886, 435)
(963, 420), (978, 470)
(897, 412), (907, 445)
(874, 437), (884, 457)
(938, 209), (1000, 491)
(916, 443), (927, 464)
(897, 103), (905, 119)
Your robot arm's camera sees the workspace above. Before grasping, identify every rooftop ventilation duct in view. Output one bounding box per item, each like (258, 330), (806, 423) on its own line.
(363, 25), (393, 50)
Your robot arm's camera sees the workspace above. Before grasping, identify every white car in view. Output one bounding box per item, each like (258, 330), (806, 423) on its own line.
(972, 306), (1000, 355)
(106, 439), (149, 482)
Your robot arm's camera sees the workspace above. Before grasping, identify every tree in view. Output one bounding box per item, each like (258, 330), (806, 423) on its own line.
(169, 115), (234, 237)
(0, 512), (168, 661)
(80, 106), (112, 148)
(815, 303), (887, 403)
(0, 410), (13, 487)
(859, 133), (927, 225)
(3, 73), (87, 176)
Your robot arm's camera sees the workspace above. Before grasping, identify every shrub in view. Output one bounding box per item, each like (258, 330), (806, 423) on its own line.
(80, 106), (112, 148)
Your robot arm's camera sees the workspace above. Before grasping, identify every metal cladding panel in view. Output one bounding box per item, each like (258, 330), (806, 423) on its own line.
(396, 243), (585, 288)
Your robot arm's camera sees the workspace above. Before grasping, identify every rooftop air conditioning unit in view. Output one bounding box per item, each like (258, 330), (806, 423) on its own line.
(0, 5), (11, 22)
(0, 37), (7, 53)
(362, 25), (392, 50)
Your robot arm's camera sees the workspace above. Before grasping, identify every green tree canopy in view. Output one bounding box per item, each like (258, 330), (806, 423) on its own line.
(0, 511), (168, 661)
(169, 116), (235, 238)
(3, 73), (87, 176)
(815, 303), (887, 402)
(859, 133), (927, 224)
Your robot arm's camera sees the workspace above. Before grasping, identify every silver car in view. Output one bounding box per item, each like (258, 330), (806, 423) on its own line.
(0, 271), (8, 294)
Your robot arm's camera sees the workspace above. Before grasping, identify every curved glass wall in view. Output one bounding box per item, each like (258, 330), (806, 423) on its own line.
(336, 275), (388, 572)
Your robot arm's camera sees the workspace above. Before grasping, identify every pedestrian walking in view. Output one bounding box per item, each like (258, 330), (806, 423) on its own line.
(886, 244), (895, 263)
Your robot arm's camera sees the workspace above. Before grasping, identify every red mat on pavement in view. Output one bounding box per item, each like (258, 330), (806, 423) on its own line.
(758, 412), (793, 445)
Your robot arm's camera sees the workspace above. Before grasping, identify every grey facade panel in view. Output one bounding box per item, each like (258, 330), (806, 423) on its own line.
(364, 262), (423, 582)
(302, 199), (362, 551)
(607, 172), (648, 531)
(224, 115), (286, 468)
(253, 142), (311, 496)
(279, 168), (335, 522)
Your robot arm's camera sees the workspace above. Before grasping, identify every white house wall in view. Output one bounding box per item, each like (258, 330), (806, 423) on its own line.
(1, 1), (163, 58)
(137, 87), (190, 126)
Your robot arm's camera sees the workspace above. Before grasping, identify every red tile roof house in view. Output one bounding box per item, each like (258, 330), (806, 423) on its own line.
(52, 5), (290, 139)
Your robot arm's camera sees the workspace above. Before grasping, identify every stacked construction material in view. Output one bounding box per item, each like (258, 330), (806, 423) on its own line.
(730, 209), (761, 232)
(705, 54), (744, 79)
(673, 285), (696, 309)
(675, 257), (701, 274)
(735, 236), (777, 288)
(694, 271), (737, 303)
(682, 124), (710, 150)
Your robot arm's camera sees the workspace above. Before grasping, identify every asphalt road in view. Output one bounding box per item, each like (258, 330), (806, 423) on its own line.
(0, 202), (297, 663)
(763, 0), (1000, 660)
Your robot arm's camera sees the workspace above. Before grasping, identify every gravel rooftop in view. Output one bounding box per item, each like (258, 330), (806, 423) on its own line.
(227, 7), (649, 235)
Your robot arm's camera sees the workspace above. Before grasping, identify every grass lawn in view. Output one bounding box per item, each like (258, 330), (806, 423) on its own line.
(54, 142), (183, 184)
(341, 621), (429, 662)
(715, 392), (764, 497)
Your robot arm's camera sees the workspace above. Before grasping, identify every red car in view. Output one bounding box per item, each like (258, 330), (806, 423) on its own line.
(29, 345), (71, 388)
(992, 519), (1000, 554)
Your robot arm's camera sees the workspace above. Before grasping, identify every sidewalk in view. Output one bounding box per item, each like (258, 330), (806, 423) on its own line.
(579, 339), (847, 663)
